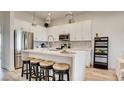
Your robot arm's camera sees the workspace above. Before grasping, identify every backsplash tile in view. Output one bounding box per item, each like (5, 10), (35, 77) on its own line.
(34, 41), (92, 50)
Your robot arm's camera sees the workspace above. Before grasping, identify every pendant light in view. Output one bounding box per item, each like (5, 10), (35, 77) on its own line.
(65, 11), (75, 24)
(45, 12), (51, 24)
(32, 12), (37, 26)
(44, 12), (51, 27)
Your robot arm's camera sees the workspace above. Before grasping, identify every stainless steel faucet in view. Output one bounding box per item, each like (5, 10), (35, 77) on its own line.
(47, 35), (54, 49)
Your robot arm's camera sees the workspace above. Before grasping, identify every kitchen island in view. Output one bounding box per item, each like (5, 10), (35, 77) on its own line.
(21, 48), (87, 81)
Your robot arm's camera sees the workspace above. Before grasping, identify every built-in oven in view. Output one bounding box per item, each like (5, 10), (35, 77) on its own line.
(59, 34), (70, 41)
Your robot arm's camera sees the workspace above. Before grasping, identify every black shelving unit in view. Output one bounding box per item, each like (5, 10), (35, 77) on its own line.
(94, 37), (108, 69)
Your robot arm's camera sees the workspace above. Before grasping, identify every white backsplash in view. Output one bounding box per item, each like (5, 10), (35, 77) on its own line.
(34, 41), (92, 50)
(70, 41), (91, 49)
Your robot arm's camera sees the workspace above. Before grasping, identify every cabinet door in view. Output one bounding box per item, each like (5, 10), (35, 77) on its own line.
(68, 23), (76, 41)
(59, 24), (69, 34)
(32, 26), (47, 41)
(75, 22), (84, 41)
(40, 27), (47, 41)
(47, 26), (59, 41)
(31, 27), (41, 41)
(82, 20), (91, 41)
(71, 20), (91, 41)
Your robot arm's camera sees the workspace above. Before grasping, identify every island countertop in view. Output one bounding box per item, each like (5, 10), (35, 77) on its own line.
(22, 48), (87, 58)
(21, 48), (87, 81)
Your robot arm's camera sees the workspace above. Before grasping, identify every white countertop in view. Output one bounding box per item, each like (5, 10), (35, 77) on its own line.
(22, 48), (88, 58)
(22, 48), (89, 81)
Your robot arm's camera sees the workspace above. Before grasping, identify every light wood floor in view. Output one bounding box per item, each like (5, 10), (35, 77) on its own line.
(0, 68), (117, 81)
(85, 68), (117, 81)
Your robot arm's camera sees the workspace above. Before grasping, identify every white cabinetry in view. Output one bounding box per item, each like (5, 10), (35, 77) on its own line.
(14, 18), (91, 42)
(47, 20), (91, 41)
(32, 26), (47, 41)
(70, 20), (91, 41)
(85, 50), (91, 67)
(47, 26), (59, 41)
(68, 23), (76, 41)
(82, 20), (92, 41)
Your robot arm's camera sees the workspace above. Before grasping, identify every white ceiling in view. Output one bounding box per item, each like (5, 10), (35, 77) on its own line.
(25, 11), (84, 20)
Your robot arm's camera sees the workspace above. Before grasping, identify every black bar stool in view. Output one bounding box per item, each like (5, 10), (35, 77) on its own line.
(21, 57), (35, 79)
(53, 63), (70, 81)
(29, 59), (44, 81)
(39, 60), (55, 81)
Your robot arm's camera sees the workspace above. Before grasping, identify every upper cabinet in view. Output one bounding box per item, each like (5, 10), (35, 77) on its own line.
(81, 20), (92, 41)
(47, 20), (92, 41)
(73, 20), (92, 41)
(14, 18), (91, 42)
(47, 26), (59, 41)
(32, 26), (47, 41)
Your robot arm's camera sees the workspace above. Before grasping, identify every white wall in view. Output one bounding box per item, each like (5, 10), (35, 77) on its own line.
(0, 12), (15, 71)
(51, 12), (124, 69)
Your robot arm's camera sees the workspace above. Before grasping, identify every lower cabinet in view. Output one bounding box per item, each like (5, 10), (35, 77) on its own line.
(85, 50), (91, 67)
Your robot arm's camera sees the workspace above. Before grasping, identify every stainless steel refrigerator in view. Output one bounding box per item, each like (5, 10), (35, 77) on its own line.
(14, 30), (34, 69)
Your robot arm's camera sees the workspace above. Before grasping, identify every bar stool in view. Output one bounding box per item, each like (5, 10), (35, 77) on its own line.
(39, 60), (55, 81)
(53, 63), (70, 81)
(29, 58), (44, 81)
(21, 57), (35, 79)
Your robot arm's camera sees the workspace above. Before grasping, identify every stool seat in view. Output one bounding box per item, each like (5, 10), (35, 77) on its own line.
(40, 61), (55, 67)
(39, 60), (55, 81)
(53, 63), (70, 71)
(22, 57), (35, 61)
(30, 59), (43, 64)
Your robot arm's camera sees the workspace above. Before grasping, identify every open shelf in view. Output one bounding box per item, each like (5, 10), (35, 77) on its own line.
(95, 53), (108, 55)
(94, 37), (108, 69)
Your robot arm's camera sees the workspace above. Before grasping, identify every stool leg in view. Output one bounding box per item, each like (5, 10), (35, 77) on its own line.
(26, 63), (28, 79)
(45, 69), (48, 81)
(43, 69), (44, 78)
(39, 67), (42, 81)
(33, 66), (36, 75)
(52, 69), (55, 81)
(35, 65), (38, 81)
(47, 69), (49, 81)
(21, 62), (24, 77)
(44, 69), (48, 81)
(61, 73), (63, 81)
(29, 65), (32, 81)
(59, 73), (61, 81)
(39, 67), (44, 81)
(67, 71), (69, 81)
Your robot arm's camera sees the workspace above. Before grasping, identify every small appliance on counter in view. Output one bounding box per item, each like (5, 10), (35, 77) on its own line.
(61, 43), (71, 49)
(40, 43), (46, 48)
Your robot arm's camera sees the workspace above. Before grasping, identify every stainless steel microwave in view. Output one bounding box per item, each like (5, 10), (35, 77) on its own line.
(59, 34), (70, 41)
